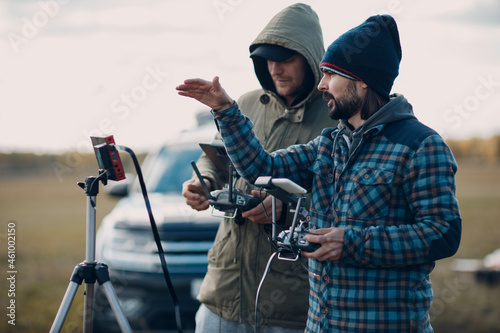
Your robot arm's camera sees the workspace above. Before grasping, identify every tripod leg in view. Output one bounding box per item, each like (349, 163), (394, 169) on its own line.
(50, 281), (80, 333)
(101, 281), (133, 333)
(95, 263), (133, 333)
(83, 283), (95, 333)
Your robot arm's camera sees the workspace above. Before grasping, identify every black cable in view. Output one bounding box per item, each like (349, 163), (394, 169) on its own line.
(258, 188), (285, 232)
(116, 145), (183, 333)
(252, 188), (316, 332)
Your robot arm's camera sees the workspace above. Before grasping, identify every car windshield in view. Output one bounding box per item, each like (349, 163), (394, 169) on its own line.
(145, 144), (203, 194)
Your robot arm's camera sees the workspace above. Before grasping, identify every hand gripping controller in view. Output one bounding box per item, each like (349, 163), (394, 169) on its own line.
(276, 214), (321, 255)
(295, 229), (321, 252)
(190, 161), (260, 222)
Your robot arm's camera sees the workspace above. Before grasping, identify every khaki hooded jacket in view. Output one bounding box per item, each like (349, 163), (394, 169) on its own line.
(194, 3), (337, 328)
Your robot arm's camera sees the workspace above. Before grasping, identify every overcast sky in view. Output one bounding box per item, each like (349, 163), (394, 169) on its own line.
(1, 0), (499, 153)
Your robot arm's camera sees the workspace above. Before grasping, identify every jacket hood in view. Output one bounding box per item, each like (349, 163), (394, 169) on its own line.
(349, 94), (416, 132)
(338, 94), (417, 157)
(249, 3), (325, 106)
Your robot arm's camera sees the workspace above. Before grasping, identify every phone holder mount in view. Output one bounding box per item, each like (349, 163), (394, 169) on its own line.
(252, 176), (321, 330)
(91, 136), (126, 185)
(254, 176), (320, 261)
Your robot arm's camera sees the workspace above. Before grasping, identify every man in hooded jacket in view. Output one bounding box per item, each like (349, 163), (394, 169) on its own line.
(181, 3), (337, 332)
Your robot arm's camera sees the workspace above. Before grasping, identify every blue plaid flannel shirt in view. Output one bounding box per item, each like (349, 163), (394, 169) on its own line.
(212, 98), (461, 332)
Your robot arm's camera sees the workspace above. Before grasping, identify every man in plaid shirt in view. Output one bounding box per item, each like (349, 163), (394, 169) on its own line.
(177, 14), (461, 333)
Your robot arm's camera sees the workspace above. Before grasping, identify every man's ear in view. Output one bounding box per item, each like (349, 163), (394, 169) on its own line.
(357, 80), (368, 90)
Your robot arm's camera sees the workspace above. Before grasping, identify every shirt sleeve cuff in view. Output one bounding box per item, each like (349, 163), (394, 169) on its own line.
(341, 227), (365, 264)
(211, 101), (238, 120)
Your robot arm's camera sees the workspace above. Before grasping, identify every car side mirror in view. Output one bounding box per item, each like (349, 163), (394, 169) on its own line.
(104, 176), (132, 197)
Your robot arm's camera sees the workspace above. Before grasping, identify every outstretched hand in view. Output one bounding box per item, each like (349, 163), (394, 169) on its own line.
(176, 76), (234, 111)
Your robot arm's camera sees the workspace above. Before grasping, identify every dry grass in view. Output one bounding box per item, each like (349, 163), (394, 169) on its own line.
(429, 160), (500, 333)
(0, 169), (119, 333)
(0, 159), (499, 332)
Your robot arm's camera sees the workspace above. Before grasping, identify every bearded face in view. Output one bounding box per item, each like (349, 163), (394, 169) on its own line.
(324, 79), (363, 121)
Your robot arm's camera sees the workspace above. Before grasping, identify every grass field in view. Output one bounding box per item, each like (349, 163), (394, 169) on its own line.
(1, 158), (500, 332)
(0, 163), (121, 333)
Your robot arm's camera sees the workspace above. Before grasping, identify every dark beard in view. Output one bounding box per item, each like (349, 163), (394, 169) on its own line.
(324, 81), (363, 120)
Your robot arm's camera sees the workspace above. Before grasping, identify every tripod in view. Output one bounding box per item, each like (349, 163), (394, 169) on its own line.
(50, 176), (132, 333)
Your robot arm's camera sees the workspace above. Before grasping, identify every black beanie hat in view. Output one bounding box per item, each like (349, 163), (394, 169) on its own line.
(320, 15), (402, 100)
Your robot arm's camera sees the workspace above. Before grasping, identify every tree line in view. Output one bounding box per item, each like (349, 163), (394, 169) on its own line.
(0, 152), (146, 177)
(0, 135), (498, 177)
(446, 135), (500, 164)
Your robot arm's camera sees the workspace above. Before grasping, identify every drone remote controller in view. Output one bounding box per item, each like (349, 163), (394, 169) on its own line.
(208, 187), (261, 213)
(190, 161), (261, 221)
(254, 176), (321, 257)
(294, 229), (321, 252)
(277, 224), (321, 253)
